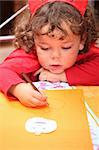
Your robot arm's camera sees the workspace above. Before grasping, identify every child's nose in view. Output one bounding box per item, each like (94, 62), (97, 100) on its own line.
(51, 49), (61, 59)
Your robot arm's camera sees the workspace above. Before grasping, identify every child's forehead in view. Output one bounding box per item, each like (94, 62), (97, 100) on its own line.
(34, 28), (77, 44)
(37, 22), (73, 40)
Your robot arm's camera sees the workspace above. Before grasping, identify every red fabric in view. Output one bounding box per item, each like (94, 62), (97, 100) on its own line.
(0, 44), (99, 95)
(28, 0), (88, 16)
(0, 49), (40, 95)
(66, 44), (99, 85)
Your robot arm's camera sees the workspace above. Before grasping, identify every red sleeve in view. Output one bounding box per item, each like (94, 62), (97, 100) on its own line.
(65, 45), (99, 85)
(0, 48), (40, 95)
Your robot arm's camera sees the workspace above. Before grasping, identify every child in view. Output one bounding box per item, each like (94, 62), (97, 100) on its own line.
(0, 0), (99, 107)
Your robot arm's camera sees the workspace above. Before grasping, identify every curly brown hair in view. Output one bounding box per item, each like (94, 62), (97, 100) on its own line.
(14, 2), (97, 53)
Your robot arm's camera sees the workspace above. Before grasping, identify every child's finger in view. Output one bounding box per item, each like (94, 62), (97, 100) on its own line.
(39, 90), (47, 97)
(34, 68), (43, 76)
(19, 99), (37, 108)
(32, 90), (47, 102)
(30, 97), (48, 106)
(27, 83), (47, 101)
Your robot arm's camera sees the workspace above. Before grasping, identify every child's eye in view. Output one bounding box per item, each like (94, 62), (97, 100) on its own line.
(62, 47), (71, 50)
(40, 47), (49, 50)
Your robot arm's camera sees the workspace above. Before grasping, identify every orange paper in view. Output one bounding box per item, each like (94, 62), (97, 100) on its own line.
(0, 89), (93, 150)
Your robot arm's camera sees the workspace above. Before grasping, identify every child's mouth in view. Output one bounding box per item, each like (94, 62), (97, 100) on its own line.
(50, 65), (62, 71)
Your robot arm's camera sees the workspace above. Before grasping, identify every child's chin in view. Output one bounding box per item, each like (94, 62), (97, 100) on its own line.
(50, 69), (63, 74)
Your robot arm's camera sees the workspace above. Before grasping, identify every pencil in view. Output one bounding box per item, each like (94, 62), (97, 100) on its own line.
(22, 73), (41, 93)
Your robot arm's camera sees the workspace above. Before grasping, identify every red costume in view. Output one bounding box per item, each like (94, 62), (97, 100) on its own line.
(0, 43), (99, 96)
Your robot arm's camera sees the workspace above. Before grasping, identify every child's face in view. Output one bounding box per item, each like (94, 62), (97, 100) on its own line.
(34, 23), (84, 74)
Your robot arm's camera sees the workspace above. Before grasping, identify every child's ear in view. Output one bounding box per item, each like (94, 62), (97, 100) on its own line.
(79, 33), (87, 50)
(79, 43), (84, 50)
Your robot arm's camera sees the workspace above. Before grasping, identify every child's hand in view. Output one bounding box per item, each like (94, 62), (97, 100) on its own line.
(34, 68), (67, 82)
(95, 38), (99, 48)
(9, 83), (47, 107)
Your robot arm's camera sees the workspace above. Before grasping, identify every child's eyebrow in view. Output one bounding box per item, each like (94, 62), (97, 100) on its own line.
(37, 42), (49, 45)
(62, 41), (73, 44)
